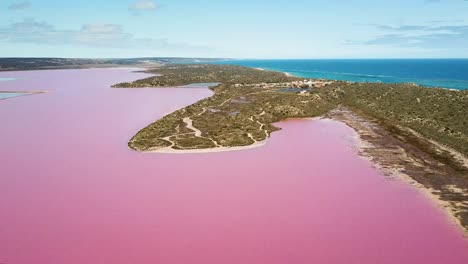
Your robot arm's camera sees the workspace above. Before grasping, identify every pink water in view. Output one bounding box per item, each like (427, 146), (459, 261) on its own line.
(1, 69), (467, 264)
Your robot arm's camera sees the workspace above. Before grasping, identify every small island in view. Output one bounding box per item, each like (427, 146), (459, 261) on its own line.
(114, 64), (468, 232)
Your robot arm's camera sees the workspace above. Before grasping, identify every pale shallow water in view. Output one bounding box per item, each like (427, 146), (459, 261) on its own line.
(0, 92), (29, 100)
(182, 82), (220, 88)
(0, 77), (17, 82)
(0, 69), (467, 264)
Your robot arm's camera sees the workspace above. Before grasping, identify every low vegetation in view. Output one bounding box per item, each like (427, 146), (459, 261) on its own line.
(114, 64), (302, 87)
(114, 64), (468, 157)
(343, 83), (468, 156)
(0, 57), (224, 71)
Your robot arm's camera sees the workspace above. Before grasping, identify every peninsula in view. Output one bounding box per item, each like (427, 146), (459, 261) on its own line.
(114, 64), (468, 232)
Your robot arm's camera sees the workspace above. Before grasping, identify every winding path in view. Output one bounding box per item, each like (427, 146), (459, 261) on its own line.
(183, 117), (202, 137)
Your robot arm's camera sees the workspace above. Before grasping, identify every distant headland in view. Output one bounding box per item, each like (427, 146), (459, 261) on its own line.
(0, 57), (228, 72)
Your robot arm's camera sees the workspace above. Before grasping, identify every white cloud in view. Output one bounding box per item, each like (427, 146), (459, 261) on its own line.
(0, 19), (211, 54)
(129, 0), (158, 11)
(8, 1), (31, 10)
(348, 23), (468, 50)
(76, 24), (132, 45)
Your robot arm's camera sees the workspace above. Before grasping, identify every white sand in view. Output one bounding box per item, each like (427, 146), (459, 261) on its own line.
(146, 140), (267, 154)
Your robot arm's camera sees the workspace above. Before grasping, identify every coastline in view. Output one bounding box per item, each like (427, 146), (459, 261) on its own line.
(326, 107), (468, 234)
(221, 60), (468, 91)
(3, 67), (468, 263)
(118, 65), (468, 233)
(141, 101), (468, 233)
(145, 140), (267, 154)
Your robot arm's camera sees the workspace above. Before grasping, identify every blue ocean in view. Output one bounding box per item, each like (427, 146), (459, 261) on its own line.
(213, 59), (468, 90)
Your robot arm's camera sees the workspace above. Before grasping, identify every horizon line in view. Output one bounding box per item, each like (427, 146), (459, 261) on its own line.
(1, 57), (468, 60)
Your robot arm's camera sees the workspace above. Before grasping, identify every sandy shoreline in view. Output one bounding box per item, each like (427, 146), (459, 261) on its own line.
(351, 126), (468, 234)
(326, 107), (468, 235)
(253, 67), (295, 78)
(145, 140), (267, 154)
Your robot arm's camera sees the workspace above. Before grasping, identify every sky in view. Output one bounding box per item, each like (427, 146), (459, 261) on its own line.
(1, 0), (468, 58)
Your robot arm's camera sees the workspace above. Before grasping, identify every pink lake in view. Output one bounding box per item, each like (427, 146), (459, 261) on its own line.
(1, 68), (467, 264)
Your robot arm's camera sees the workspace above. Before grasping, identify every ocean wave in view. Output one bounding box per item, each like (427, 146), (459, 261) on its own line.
(280, 68), (467, 84)
(250, 66), (468, 90)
